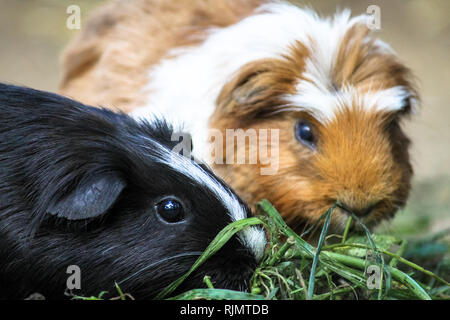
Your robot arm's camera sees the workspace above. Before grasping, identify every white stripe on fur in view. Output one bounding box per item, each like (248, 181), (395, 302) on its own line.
(286, 85), (414, 123)
(137, 134), (266, 262)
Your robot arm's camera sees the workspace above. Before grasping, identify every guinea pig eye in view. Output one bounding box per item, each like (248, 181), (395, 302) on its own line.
(295, 120), (316, 150)
(156, 198), (185, 223)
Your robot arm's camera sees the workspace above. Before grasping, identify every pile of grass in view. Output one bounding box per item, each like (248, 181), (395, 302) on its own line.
(77, 199), (450, 300)
(162, 200), (449, 300)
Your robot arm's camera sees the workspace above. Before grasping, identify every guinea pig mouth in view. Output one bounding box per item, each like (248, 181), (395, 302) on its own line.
(336, 201), (376, 217)
(334, 201), (399, 230)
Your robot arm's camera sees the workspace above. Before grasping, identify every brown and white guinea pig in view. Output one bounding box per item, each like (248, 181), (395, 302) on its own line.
(59, 0), (419, 235)
(0, 83), (266, 299)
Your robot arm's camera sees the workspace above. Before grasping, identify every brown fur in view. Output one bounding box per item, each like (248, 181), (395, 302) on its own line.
(333, 24), (417, 108)
(60, 0), (418, 235)
(60, 0), (263, 111)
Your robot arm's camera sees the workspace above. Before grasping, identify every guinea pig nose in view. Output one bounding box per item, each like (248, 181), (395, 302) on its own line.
(338, 202), (377, 217)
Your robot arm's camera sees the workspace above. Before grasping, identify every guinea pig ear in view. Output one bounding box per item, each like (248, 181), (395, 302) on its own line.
(215, 58), (300, 120)
(47, 172), (126, 220)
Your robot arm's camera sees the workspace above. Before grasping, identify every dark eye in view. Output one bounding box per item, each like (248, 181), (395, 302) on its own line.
(156, 198), (185, 223)
(295, 121), (316, 149)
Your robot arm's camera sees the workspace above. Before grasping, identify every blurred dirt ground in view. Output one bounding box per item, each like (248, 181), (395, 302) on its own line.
(0, 0), (448, 235)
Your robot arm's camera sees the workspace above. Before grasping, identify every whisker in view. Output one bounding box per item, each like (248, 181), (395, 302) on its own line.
(117, 251), (203, 286)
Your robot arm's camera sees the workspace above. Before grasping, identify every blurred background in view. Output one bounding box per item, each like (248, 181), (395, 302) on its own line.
(0, 0), (449, 236)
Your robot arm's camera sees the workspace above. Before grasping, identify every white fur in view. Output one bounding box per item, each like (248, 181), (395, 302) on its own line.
(132, 3), (410, 159)
(286, 85), (414, 123)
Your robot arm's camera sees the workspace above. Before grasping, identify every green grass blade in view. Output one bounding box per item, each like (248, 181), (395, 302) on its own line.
(307, 204), (335, 298)
(337, 203), (392, 299)
(155, 217), (264, 299)
(324, 251), (432, 300)
(169, 288), (266, 300)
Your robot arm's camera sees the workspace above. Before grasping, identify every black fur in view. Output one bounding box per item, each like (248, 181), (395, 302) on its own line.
(0, 84), (258, 299)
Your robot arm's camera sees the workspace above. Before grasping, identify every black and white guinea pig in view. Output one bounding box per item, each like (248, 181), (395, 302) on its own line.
(0, 83), (266, 300)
